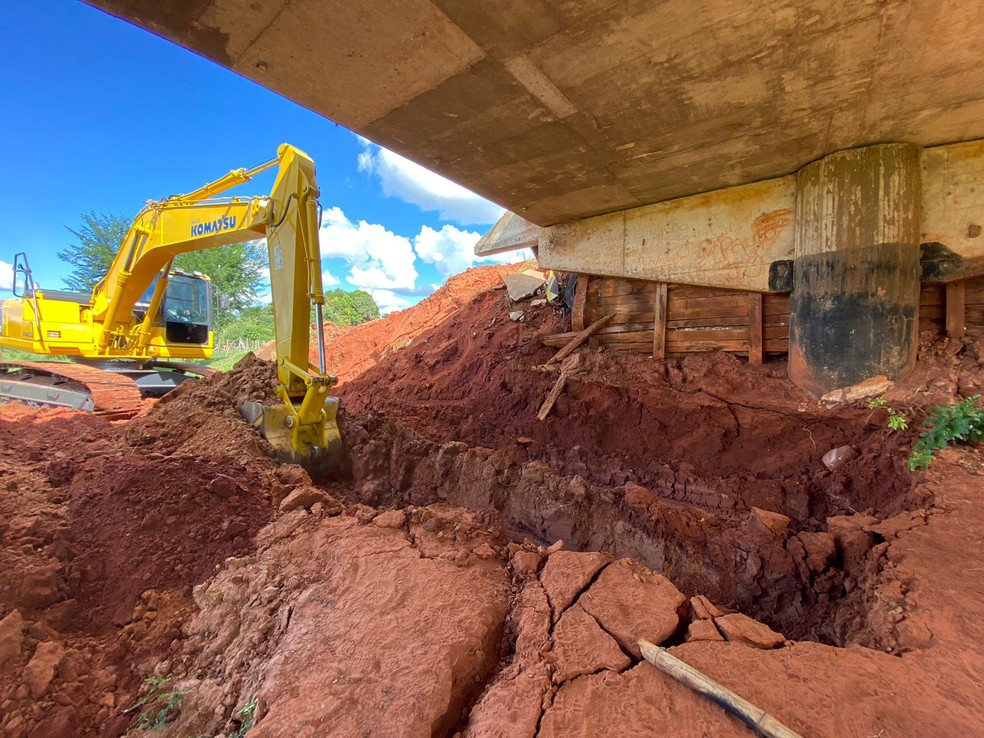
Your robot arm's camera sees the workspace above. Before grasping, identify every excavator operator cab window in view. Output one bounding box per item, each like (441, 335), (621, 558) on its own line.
(163, 274), (212, 344)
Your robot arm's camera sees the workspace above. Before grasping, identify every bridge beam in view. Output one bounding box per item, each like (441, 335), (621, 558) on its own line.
(478, 139), (984, 394)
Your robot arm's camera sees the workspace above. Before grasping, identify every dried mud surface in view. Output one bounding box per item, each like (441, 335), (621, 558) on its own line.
(2, 269), (984, 736)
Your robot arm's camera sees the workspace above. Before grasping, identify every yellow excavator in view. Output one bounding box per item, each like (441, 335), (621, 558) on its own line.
(0, 144), (342, 469)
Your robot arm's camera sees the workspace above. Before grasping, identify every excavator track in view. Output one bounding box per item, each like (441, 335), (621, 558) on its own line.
(0, 361), (145, 420)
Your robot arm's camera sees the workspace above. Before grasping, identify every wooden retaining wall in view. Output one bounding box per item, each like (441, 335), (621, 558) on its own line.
(544, 274), (984, 361)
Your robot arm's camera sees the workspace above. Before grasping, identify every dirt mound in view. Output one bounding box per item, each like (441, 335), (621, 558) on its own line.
(337, 290), (920, 522)
(0, 357), (310, 736)
(4, 263), (984, 736)
(257, 262), (524, 384)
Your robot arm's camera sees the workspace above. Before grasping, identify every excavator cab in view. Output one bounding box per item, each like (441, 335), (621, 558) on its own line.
(135, 272), (213, 345)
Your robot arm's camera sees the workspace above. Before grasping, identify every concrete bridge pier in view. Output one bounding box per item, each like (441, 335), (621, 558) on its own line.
(789, 144), (923, 395)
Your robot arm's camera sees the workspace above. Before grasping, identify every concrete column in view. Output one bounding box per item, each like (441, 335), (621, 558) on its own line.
(789, 144), (922, 395)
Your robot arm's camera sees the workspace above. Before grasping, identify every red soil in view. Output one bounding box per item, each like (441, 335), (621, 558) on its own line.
(257, 263), (524, 384)
(2, 265), (984, 737)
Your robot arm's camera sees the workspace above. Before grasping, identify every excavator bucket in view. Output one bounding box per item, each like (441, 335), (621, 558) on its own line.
(240, 396), (344, 476)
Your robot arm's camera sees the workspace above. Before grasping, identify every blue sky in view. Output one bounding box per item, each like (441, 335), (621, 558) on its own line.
(0, 1), (518, 313)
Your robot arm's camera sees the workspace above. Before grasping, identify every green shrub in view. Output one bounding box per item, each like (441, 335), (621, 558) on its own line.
(909, 395), (984, 470)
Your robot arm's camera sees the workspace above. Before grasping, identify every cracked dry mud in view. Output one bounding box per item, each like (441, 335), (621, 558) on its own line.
(2, 271), (984, 736)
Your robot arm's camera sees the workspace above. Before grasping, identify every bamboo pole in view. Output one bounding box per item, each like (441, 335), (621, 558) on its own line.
(638, 640), (803, 738)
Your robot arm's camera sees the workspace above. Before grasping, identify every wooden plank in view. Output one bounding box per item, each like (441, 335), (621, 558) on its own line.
(667, 315), (747, 329)
(545, 313), (615, 366)
(764, 324), (790, 340)
(667, 284), (747, 300)
(919, 318), (943, 335)
(604, 330), (664, 343)
(537, 372), (569, 420)
(571, 274), (588, 332)
(608, 311), (657, 325)
(964, 277), (984, 304)
(946, 280), (966, 338)
(920, 305), (945, 320)
(597, 322), (656, 334)
(966, 306), (984, 326)
(596, 293), (660, 311)
(668, 297), (750, 321)
(653, 282), (668, 360)
(595, 277), (658, 299)
(763, 315), (790, 328)
(666, 327), (749, 342)
(764, 338), (789, 352)
(920, 284), (945, 306)
(763, 294), (791, 316)
(748, 293), (763, 365)
(542, 331), (578, 348)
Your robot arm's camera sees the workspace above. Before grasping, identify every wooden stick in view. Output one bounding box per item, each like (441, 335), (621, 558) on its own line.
(638, 640), (803, 738)
(748, 292), (764, 365)
(945, 280), (966, 339)
(572, 274), (589, 331)
(652, 282), (668, 359)
(537, 372), (569, 420)
(546, 313), (614, 366)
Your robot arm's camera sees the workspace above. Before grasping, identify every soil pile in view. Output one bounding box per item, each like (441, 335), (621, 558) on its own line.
(334, 290), (937, 645)
(3, 264), (984, 736)
(0, 356), (309, 736)
(257, 263), (524, 384)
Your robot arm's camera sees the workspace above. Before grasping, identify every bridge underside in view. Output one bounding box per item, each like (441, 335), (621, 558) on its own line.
(85, 0), (984, 393)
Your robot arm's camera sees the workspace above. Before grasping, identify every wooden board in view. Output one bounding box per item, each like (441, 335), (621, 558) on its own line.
(667, 284), (750, 300)
(963, 277), (984, 305)
(946, 281), (966, 338)
(653, 282), (668, 360)
(572, 274), (588, 331)
(748, 293), (763, 365)
(595, 278), (658, 299)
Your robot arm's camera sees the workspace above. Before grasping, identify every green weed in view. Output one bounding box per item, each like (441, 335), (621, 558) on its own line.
(868, 396), (908, 432)
(231, 698), (259, 738)
(123, 676), (183, 730)
(909, 395), (984, 470)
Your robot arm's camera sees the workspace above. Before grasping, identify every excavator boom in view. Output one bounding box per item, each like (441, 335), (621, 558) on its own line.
(0, 144), (342, 468)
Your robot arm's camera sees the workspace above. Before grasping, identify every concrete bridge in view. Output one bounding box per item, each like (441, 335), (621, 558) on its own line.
(86, 0), (984, 393)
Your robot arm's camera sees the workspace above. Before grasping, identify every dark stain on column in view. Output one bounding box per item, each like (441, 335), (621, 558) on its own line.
(790, 244), (920, 392)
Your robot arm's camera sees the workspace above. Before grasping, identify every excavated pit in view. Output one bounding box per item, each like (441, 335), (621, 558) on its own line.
(332, 289), (925, 647)
(5, 271), (981, 736)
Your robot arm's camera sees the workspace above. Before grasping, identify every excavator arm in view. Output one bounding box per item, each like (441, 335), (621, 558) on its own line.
(2, 144), (342, 467)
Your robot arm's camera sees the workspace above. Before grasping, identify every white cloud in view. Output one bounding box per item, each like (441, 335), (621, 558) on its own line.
(358, 138), (505, 226)
(319, 206), (418, 291)
(0, 260), (12, 291)
(322, 270), (340, 287)
(368, 289), (413, 315)
(415, 224), (533, 280)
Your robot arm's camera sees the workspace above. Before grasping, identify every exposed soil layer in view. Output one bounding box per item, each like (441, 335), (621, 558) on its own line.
(0, 357), (304, 736)
(337, 290), (920, 524)
(332, 288), (948, 645)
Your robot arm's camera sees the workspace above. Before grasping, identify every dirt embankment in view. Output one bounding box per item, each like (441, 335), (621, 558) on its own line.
(3, 267), (984, 736)
(334, 289), (932, 645)
(257, 263), (523, 384)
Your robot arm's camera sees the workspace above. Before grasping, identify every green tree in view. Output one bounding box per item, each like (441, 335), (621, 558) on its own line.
(323, 289), (380, 325)
(57, 211), (128, 292)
